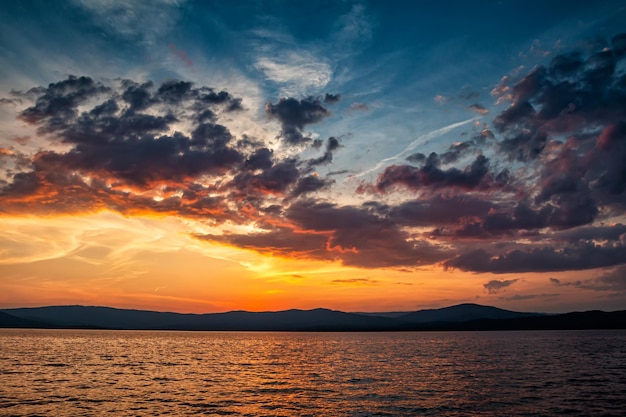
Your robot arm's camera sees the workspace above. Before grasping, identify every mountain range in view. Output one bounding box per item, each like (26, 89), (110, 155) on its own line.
(1, 303), (625, 331)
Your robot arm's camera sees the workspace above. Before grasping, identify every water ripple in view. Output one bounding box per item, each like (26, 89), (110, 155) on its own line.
(0, 329), (625, 416)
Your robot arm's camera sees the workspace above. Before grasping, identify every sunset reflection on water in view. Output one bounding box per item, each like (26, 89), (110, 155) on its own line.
(1, 329), (625, 416)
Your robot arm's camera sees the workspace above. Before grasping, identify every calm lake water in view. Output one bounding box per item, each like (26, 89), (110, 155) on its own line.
(1, 329), (625, 416)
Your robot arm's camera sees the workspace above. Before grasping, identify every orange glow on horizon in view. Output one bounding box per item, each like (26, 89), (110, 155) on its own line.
(0, 210), (619, 314)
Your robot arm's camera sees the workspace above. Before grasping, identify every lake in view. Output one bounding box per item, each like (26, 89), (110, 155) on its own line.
(1, 329), (625, 416)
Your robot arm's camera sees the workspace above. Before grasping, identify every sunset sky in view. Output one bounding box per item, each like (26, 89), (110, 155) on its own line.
(1, 0), (625, 313)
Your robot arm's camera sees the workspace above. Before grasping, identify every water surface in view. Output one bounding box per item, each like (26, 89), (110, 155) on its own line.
(1, 329), (625, 416)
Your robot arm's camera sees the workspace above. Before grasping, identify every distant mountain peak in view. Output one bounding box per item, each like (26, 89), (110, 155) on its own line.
(2, 303), (622, 331)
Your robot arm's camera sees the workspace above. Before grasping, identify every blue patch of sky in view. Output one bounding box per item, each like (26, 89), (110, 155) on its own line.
(1, 0), (624, 179)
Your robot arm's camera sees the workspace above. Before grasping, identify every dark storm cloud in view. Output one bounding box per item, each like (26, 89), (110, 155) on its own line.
(388, 194), (494, 227)
(441, 199), (626, 273)
(230, 159), (300, 196)
(406, 152), (426, 164)
(440, 141), (476, 164)
(0, 77), (271, 223)
(284, 200), (452, 268)
(592, 122), (626, 198)
(306, 137), (341, 169)
(447, 33), (626, 249)
(203, 199), (452, 268)
(376, 155), (494, 192)
(118, 79), (242, 114)
(19, 76), (110, 129)
(244, 147), (274, 171)
(1, 171), (40, 196)
(323, 93), (341, 104)
(120, 80), (154, 112)
(552, 224), (626, 244)
(2, 75), (349, 230)
(194, 87), (243, 111)
(494, 33), (626, 166)
(154, 33), (626, 273)
(483, 279), (518, 294)
(446, 241), (626, 273)
(265, 96), (332, 145)
(6, 77), (252, 188)
(291, 175), (333, 197)
(198, 226), (329, 258)
(34, 131), (244, 186)
(18, 76), (241, 138)
(453, 195), (598, 238)
(327, 169), (350, 177)
(3, 32), (626, 276)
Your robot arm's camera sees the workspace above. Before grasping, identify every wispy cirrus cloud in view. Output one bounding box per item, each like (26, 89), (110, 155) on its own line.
(255, 51), (333, 98)
(351, 117), (478, 179)
(70, 0), (185, 45)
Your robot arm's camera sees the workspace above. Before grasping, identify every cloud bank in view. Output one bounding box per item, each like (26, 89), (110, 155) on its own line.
(2, 33), (626, 277)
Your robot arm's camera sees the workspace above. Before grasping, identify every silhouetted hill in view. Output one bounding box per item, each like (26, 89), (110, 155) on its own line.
(397, 303), (542, 323)
(2, 304), (624, 331)
(0, 311), (51, 328)
(445, 310), (626, 331)
(4, 306), (196, 329)
(2, 306), (400, 331)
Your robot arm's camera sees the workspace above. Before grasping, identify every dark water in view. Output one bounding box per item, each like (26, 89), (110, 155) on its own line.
(1, 329), (625, 416)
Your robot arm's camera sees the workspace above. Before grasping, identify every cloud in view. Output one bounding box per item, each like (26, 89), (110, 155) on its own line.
(291, 175), (333, 197)
(19, 75), (110, 126)
(70, 0), (184, 45)
(199, 199), (452, 269)
(334, 4), (372, 48)
(468, 104), (489, 115)
(352, 117), (477, 179)
(499, 293), (559, 301)
(331, 278), (379, 286)
(348, 102), (370, 112)
(483, 279), (519, 294)
(493, 33), (626, 167)
(2, 33), (626, 276)
(549, 267), (626, 292)
(265, 96), (333, 145)
(376, 155), (497, 193)
(388, 194), (494, 227)
(439, 140), (477, 164)
(452, 196), (598, 239)
(306, 137), (341, 169)
(595, 266), (626, 292)
(446, 242), (626, 273)
(13, 77), (245, 188)
(255, 52), (332, 97)
(324, 93), (341, 104)
(406, 153), (426, 164)
(1, 76), (332, 222)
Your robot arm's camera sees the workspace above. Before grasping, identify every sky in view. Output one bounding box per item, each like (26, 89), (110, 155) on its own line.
(0, 0), (625, 314)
